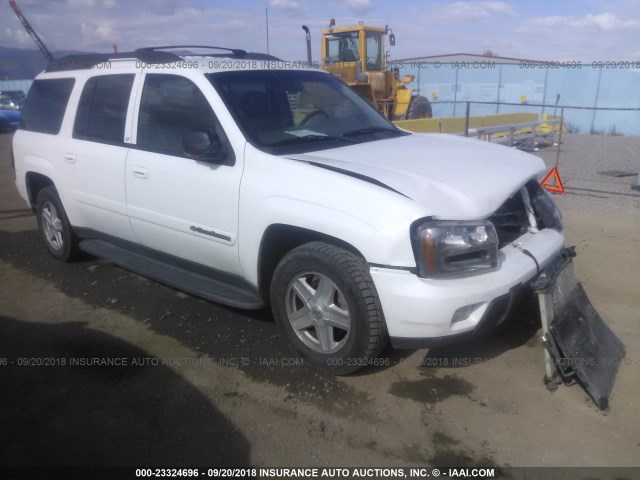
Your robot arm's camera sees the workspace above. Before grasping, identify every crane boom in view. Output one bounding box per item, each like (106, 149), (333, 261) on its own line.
(9, 0), (54, 62)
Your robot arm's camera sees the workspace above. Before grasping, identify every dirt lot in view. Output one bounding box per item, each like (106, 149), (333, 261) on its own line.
(1, 132), (639, 472)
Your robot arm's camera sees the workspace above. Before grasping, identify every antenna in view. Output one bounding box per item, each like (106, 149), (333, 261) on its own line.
(265, 8), (270, 55)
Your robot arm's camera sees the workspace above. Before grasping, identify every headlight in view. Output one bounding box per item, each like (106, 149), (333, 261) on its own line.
(412, 220), (499, 278)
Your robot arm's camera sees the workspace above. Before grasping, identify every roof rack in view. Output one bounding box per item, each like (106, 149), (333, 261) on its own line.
(45, 45), (281, 72)
(135, 45), (281, 61)
(46, 50), (180, 72)
(136, 45), (248, 56)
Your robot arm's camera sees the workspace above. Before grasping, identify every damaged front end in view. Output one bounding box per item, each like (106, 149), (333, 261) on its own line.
(490, 179), (563, 250)
(491, 181), (624, 410)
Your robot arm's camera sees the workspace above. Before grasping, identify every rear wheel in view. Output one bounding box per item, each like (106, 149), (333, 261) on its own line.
(0, 117), (10, 133)
(271, 242), (388, 375)
(36, 187), (79, 262)
(406, 95), (433, 120)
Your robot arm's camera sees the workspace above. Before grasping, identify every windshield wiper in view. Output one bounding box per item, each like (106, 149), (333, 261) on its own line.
(341, 126), (401, 138)
(268, 135), (354, 147)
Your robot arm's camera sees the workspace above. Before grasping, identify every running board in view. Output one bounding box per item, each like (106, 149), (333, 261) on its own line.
(78, 239), (264, 310)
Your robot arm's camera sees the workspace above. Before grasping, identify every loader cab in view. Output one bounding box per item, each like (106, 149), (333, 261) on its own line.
(320, 20), (415, 119)
(321, 22), (387, 82)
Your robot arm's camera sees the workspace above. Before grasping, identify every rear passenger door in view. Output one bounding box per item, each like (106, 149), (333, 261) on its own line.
(66, 73), (138, 242)
(125, 73), (243, 275)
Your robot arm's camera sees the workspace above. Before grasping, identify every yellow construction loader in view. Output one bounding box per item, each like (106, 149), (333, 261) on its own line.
(303, 20), (432, 121)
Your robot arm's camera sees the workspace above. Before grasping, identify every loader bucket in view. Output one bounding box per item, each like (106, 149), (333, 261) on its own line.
(534, 248), (625, 410)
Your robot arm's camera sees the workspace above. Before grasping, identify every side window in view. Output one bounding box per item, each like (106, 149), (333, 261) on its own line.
(365, 32), (382, 70)
(214, 80), (293, 138)
(326, 36), (341, 63)
(74, 74), (134, 143)
(137, 74), (227, 157)
(20, 78), (75, 134)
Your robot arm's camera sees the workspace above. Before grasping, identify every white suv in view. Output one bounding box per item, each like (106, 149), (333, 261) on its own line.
(12, 46), (565, 374)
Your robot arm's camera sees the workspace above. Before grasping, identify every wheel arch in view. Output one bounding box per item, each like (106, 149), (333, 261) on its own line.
(257, 224), (366, 303)
(25, 172), (55, 211)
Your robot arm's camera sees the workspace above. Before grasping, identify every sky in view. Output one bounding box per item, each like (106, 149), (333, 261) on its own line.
(2, 0), (640, 61)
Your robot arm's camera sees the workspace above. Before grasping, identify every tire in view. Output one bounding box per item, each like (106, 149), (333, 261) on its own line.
(35, 187), (79, 262)
(0, 117), (9, 133)
(406, 95), (433, 120)
(270, 241), (388, 375)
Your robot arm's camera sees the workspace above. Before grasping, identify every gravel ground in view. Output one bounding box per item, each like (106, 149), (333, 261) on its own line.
(1, 132), (639, 473)
(532, 133), (640, 219)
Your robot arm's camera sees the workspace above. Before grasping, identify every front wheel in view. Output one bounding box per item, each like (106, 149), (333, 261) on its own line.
(270, 242), (388, 375)
(406, 95), (433, 120)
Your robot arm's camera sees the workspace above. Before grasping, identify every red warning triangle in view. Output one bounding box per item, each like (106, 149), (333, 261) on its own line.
(541, 167), (565, 194)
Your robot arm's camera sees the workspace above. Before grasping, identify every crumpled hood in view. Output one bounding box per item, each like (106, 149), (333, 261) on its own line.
(287, 133), (545, 219)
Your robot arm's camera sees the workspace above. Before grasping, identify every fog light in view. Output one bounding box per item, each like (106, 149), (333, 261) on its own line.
(452, 303), (482, 324)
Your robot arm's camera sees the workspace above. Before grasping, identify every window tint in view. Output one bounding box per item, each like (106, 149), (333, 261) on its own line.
(20, 78), (75, 134)
(74, 74), (134, 142)
(137, 74), (220, 155)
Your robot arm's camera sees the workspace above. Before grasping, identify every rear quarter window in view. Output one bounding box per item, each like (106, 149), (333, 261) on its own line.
(19, 78), (75, 134)
(74, 74), (135, 143)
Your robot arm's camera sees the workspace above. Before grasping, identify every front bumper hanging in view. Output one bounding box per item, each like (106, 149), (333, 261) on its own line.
(533, 247), (626, 410)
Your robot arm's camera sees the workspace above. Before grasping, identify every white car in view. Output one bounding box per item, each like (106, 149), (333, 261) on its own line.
(12, 46), (564, 374)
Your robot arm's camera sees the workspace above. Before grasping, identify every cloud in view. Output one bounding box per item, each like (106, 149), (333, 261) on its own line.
(4, 27), (33, 46)
(347, 0), (374, 15)
(428, 1), (516, 22)
(80, 22), (120, 46)
(269, 0), (305, 15)
(66, 0), (98, 6)
(481, 1), (516, 16)
(525, 12), (640, 31)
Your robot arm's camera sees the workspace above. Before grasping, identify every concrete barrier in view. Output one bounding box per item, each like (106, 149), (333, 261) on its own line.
(393, 118), (440, 133)
(395, 112), (543, 136)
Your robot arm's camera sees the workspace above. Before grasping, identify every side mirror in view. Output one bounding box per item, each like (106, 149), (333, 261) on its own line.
(182, 129), (223, 162)
(389, 33), (396, 46)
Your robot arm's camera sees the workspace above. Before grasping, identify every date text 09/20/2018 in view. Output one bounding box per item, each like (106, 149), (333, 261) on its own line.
(134, 467), (497, 478)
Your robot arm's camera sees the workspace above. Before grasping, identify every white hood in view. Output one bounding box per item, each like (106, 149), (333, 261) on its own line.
(288, 133), (545, 219)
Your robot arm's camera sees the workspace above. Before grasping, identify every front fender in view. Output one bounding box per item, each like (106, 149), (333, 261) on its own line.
(238, 148), (422, 286)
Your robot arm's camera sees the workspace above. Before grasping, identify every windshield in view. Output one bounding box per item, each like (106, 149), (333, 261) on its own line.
(326, 32), (360, 63)
(0, 91), (25, 100)
(207, 70), (407, 154)
(0, 97), (23, 111)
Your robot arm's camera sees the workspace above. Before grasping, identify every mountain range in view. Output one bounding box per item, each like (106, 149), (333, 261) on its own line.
(0, 46), (83, 80)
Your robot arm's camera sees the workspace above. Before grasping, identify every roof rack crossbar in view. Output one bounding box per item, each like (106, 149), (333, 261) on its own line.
(135, 45), (248, 57)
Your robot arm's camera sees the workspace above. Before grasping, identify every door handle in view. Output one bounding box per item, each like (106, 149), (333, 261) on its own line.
(132, 166), (149, 179)
(64, 154), (76, 164)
